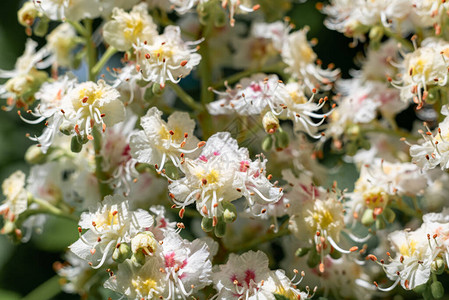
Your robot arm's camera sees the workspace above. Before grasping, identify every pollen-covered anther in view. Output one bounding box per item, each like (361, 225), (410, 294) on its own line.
(349, 246), (358, 252)
(179, 208), (185, 219)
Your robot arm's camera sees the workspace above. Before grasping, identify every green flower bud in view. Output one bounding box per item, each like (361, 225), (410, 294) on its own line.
(214, 217), (226, 238)
(59, 120), (74, 135)
(431, 257), (446, 275)
(413, 283), (427, 294)
(25, 145), (46, 164)
(262, 135), (273, 152)
(131, 250), (146, 266)
(431, 281), (444, 299)
(295, 247), (310, 257)
(369, 26), (384, 43)
(152, 83), (164, 96)
(361, 209), (375, 226)
(307, 248), (320, 269)
(112, 243), (132, 263)
(201, 217), (213, 232)
(274, 128), (289, 150)
(70, 135), (84, 153)
(222, 202), (237, 223)
(34, 16), (50, 37)
(383, 207), (396, 224)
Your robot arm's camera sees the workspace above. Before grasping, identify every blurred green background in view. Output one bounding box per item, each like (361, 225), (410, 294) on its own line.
(0, 1), (360, 299)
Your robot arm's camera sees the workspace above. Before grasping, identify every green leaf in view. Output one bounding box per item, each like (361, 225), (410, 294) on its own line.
(274, 294), (290, 300)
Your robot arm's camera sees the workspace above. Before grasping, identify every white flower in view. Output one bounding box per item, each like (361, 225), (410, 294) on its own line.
(422, 208), (449, 266)
(104, 257), (168, 299)
(281, 28), (339, 92)
(0, 171), (28, 222)
(380, 227), (433, 291)
(0, 39), (49, 110)
(130, 107), (201, 172)
(133, 26), (202, 87)
(160, 232), (217, 297)
(69, 194), (154, 269)
(208, 74), (329, 138)
(20, 75), (77, 153)
(103, 3), (158, 52)
(409, 105), (449, 170)
(33, 0), (102, 21)
(45, 23), (78, 68)
(213, 250), (306, 300)
(61, 80), (125, 138)
(55, 252), (95, 297)
(392, 38), (449, 106)
(168, 132), (281, 222)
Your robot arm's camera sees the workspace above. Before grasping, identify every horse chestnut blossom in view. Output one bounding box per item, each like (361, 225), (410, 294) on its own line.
(0, 171), (28, 223)
(60, 80), (125, 139)
(208, 74), (331, 138)
(393, 38), (449, 106)
(133, 26), (202, 87)
(103, 3), (158, 52)
(168, 132), (282, 224)
(130, 107), (201, 173)
(409, 105), (449, 170)
(69, 195), (154, 269)
(281, 28), (339, 91)
(212, 250), (309, 300)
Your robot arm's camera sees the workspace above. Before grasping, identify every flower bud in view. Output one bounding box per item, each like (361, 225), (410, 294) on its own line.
(214, 217), (226, 238)
(383, 207), (396, 224)
(59, 120), (74, 135)
(368, 26), (384, 43)
(17, 2), (38, 28)
(131, 250), (146, 266)
(131, 232), (158, 255)
(431, 257), (445, 275)
(361, 209), (375, 226)
(306, 248), (320, 268)
(222, 202), (237, 223)
(274, 128), (289, 150)
(25, 145), (46, 165)
(152, 83), (164, 96)
(262, 135), (273, 152)
(33, 16), (50, 37)
(112, 243), (132, 263)
(262, 111), (279, 134)
(431, 281), (444, 299)
(412, 283), (427, 294)
(201, 217), (213, 232)
(71, 135), (84, 153)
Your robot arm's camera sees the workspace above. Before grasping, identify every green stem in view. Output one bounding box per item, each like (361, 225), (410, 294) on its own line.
(31, 196), (78, 222)
(167, 82), (204, 112)
(84, 19), (97, 81)
(92, 46), (117, 78)
(211, 61), (287, 89)
(92, 126), (113, 199)
(66, 20), (88, 38)
(227, 226), (290, 252)
(22, 275), (62, 300)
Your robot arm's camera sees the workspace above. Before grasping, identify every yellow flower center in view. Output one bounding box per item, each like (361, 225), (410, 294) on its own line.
(132, 277), (159, 297)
